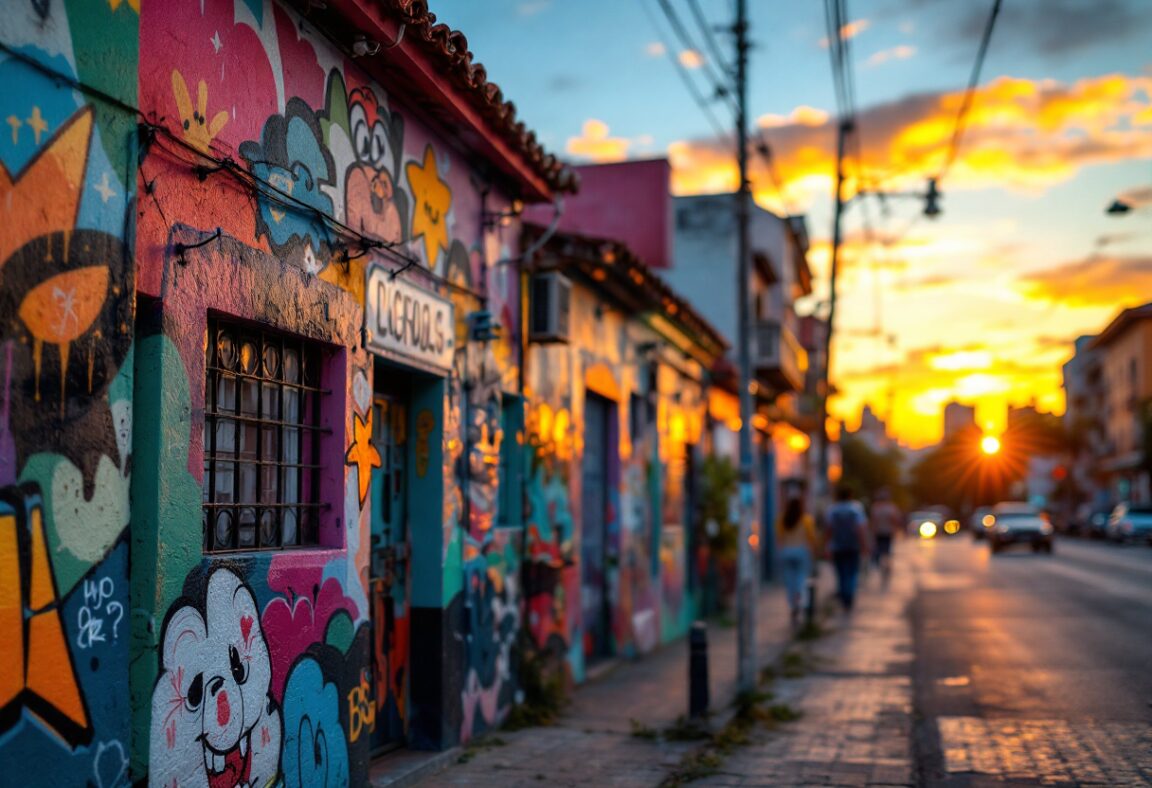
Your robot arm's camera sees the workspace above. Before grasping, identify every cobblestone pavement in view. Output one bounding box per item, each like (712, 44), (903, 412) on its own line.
(936, 717), (1152, 786)
(695, 552), (918, 787)
(415, 581), (808, 787)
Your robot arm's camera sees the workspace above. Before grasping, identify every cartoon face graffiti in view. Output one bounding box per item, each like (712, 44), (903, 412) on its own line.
(344, 87), (405, 244)
(150, 568), (282, 788)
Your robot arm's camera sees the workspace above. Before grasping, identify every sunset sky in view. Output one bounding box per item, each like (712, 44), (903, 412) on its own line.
(434, 0), (1152, 447)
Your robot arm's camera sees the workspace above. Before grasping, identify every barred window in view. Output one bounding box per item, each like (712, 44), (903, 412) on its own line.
(203, 316), (326, 552)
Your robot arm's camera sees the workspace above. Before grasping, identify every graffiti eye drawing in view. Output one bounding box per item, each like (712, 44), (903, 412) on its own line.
(351, 104), (370, 162)
(186, 673), (204, 712)
(229, 644), (248, 685)
(370, 123), (387, 167)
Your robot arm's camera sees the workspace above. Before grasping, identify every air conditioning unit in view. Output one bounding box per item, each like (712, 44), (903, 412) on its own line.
(529, 271), (571, 344)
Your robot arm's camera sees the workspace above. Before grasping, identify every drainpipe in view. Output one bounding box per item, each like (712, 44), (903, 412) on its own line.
(515, 194), (565, 632)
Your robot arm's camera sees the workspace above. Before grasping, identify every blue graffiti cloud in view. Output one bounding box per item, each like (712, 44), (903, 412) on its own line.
(239, 98), (335, 268)
(281, 657), (349, 788)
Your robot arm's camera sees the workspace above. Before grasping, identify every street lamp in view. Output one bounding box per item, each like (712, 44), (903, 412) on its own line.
(1106, 199), (1132, 216)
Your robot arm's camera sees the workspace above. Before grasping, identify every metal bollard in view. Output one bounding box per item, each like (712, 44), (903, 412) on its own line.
(805, 575), (817, 629)
(689, 621), (709, 719)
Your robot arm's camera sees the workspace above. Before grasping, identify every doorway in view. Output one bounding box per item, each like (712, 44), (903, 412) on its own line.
(369, 375), (410, 753)
(581, 392), (613, 662)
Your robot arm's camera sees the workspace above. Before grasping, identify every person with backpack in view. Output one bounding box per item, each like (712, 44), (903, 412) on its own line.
(777, 496), (818, 626)
(823, 485), (872, 612)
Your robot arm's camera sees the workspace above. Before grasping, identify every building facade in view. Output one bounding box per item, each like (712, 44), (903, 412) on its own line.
(520, 227), (727, 678)
(1088, 304), (1152, 503)
(943, 401), (976, 440)
(1, 1), (580, 783)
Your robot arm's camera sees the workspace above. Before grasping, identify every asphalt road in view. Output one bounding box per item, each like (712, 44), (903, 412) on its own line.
(910, 535), (1152, 785)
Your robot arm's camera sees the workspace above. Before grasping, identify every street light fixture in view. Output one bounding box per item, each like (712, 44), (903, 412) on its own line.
(1105, 199), (1132, 216)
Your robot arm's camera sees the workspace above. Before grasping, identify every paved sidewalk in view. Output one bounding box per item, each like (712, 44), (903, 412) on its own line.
(695, 544), (918, 787)
(414, 576), (818, 787)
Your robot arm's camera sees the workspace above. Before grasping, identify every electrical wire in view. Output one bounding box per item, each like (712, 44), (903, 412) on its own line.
(0, 38), (493, 300)
(653, 0), (738, 116)
(938, 0), (1002, 182)
(640, 0), (732, 139)
(684, 0), (731, 78)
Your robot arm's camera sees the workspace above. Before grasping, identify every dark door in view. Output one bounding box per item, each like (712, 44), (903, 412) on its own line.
(369, 384), (409, 753)
(582, 393), (612, 662)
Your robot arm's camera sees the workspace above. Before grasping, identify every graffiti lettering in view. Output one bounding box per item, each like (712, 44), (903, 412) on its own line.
(365, 265), (454, 371)
(76, 577), (124, 650)
(346, 669), (375, 743)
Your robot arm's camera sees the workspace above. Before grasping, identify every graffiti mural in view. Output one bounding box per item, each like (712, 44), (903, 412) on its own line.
(0, 0), (138, 783)
(0, 483), (91, 746)
(240, 97), (337, 274)
(149, 567), (282, 788)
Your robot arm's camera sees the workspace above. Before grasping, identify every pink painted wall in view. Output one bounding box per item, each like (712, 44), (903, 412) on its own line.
(524, 159), (673, 268)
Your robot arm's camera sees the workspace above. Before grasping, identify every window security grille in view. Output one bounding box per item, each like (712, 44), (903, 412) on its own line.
(203, 317), (326, 552)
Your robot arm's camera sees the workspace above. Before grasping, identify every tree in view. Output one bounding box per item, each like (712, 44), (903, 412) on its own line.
(840, 436), (908, 508)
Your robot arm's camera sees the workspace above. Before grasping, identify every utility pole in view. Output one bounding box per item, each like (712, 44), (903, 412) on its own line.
(817, 119), (852, 501)
(733, 0), (756, 694)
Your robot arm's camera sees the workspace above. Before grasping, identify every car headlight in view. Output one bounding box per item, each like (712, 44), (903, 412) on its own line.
(919, 521), (937, 538)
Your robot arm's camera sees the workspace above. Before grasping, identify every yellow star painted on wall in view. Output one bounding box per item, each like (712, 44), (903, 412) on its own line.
(26, 107), (48, 145)
(345, 411), (381, 507)
(405, 144), (452, 270)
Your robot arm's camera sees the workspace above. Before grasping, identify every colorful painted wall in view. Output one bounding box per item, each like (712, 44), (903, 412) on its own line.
(127, 0), (527, 782)
(523, 277), (708, 684)
(1, 2), (139, 786)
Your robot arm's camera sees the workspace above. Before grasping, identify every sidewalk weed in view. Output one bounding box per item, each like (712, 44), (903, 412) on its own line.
(630, 719), (659, 740)
(781, 649), (808, 678)
(663, 714), (712, 741)
(766, 703), (802, 723)
(457, 735), (507, 764)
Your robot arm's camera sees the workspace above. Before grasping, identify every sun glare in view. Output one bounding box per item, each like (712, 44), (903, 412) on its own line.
(980, 434), (1001, 455)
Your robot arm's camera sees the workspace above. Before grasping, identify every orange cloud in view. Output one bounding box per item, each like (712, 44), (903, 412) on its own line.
(819, 19), (871, 48)
(567, 119), (630, 163)
(865, 45), (916, 67)
(1017, 254), (1152, 308)
(678, 49), (705, 69)
(667, 73), (1152, 209)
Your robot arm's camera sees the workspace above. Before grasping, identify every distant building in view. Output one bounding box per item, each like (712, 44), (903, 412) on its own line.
(1062, 335), (1109, 510)
(943, 400), (976, 439)
(1088, 303), (1152, 503)
(846, 403), (893, 453)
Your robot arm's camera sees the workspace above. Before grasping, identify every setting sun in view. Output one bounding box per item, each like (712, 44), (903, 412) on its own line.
(980, 435), (1002, 455)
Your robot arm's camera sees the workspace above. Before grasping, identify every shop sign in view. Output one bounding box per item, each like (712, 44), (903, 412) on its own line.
(365, 263), (454, 373)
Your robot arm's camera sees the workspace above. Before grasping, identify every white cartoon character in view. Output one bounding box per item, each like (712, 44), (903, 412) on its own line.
(150, 568), (282, 788)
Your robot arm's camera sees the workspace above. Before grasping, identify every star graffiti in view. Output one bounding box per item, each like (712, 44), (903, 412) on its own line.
(344, 411), (382, 507)
(405, 144), (452, 270)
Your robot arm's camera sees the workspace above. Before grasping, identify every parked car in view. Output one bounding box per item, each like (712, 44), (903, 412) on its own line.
(970, 506), (993, 540)
(1106, 503), (1152, 544)
(1084, 507), (1112, 540)
(987, 502), (1054, 554)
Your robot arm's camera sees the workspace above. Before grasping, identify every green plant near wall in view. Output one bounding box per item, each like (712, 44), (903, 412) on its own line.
(696, 455), (739, 561)
(503, 628), (568, 730)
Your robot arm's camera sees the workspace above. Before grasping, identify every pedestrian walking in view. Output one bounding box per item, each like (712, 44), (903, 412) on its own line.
(823, 485), (871, 612)
(869, 487), (902, 585)
(777, 496), (817, 627)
